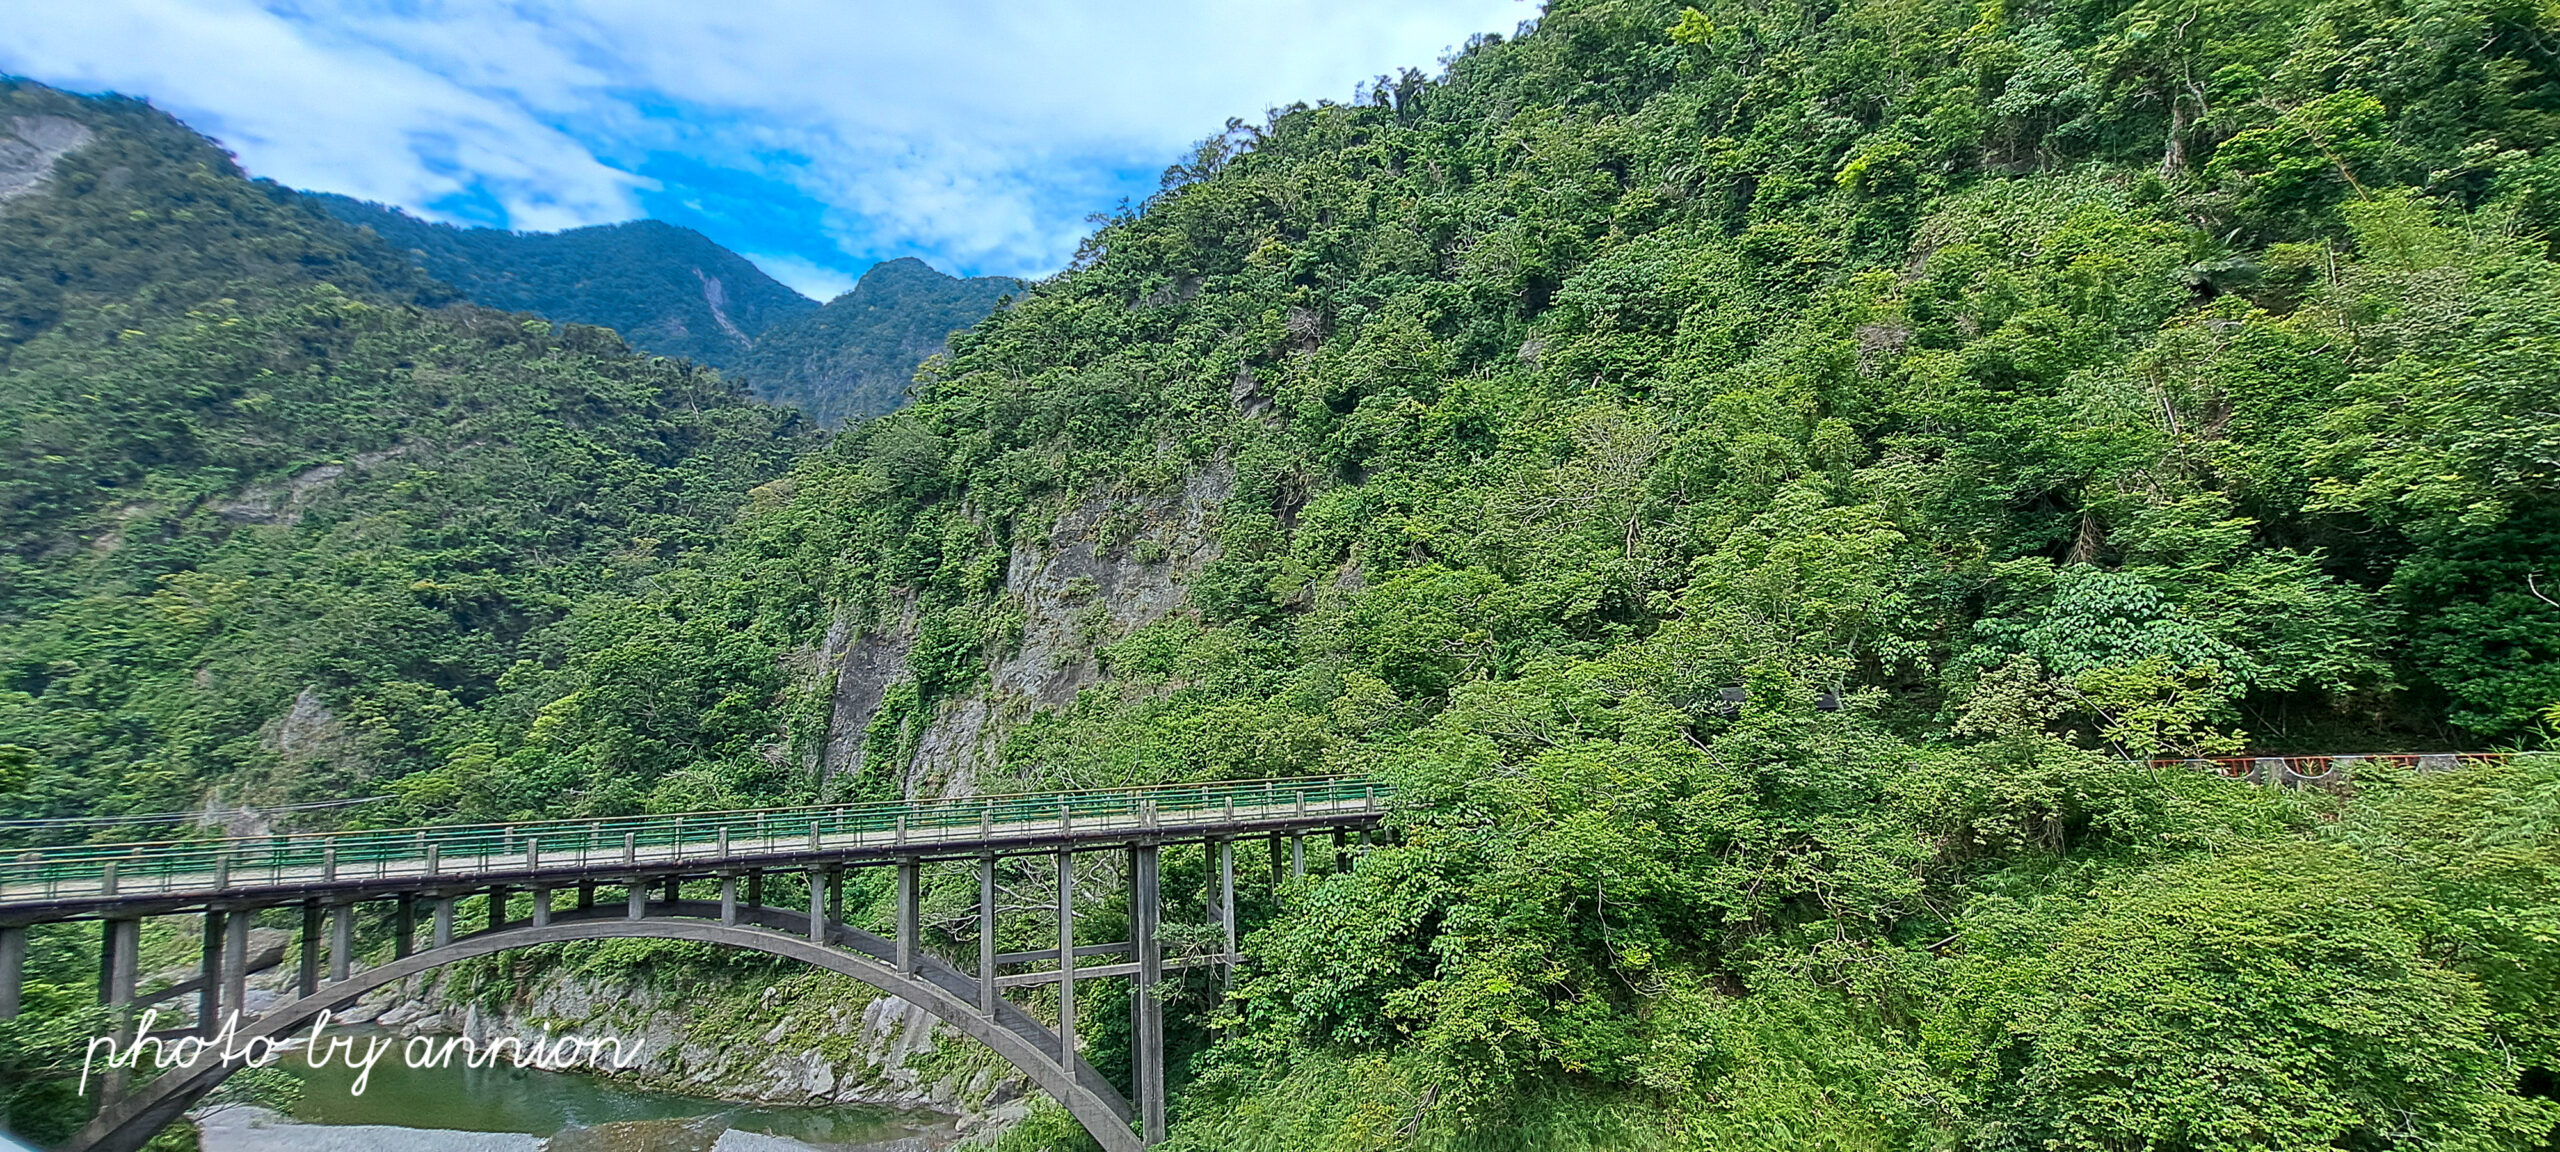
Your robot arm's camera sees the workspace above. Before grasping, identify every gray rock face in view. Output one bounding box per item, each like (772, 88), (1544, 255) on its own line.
(0, 114), (92, 203)
(835, 463), (1232, 801)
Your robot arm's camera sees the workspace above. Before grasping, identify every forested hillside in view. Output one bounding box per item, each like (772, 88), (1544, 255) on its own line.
(7, 0), (2560, 1142)
(0, 81), (810, 843)
(460, 0), (2555, 1145)
(732, 257), (1024, 426)
(306, 194), (817, 373)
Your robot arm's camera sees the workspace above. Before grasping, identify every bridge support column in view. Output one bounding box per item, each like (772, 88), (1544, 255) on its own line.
(977, 855), (997, 1014)
(0, 923), (26, 1019)
(198, 911), (224, 1035)
(394, 895), (415, 959)
(826, 869), (844, 926)
(1132, 843), (1164, 1145)
(328, 902), (353, 983)
(1218, 838), (1237, 972)
(432, 895), (456, 948)
(895, 859), (921, 975)
(221, 909), (249, 1025)
(1056, 848), (1076, 1067)
(578, 882), (595, 911)
(296, 902), (320, 997)
(628, 880), (646, 921)
(1269, 833), (1283, 887)
(102, 917), (137, 1097)
(488, 887), (510, 932)
(531, 886), (552, 928)
(746, 870), (763, 911)
(806, 870), (826, 943)
(1291, 835), (1305, 880)
(1333, 829), (1348, 872)
(664, 875), (682, 904)
(719, 875), (739, 926)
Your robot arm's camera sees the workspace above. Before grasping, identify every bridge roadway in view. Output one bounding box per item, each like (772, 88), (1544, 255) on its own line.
(0, 775), (1393, 1152)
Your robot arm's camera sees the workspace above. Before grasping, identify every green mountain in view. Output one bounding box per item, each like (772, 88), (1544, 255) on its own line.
(732, 257), (1024, 426)
(305, 194), (818, 372)
(0, 79), (808, 841)
(11, 0), (2560, 1143)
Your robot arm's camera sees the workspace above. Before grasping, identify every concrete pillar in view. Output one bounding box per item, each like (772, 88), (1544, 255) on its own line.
(1291, 835), (1305, 880)
(1056, 848), (1076, 1067)
(978, 855), (998, 1015)
(328, 902), (353, 982)
(628, 880), (647, 921)
(826, 869), (845, 926)
(719, 875), (739, 926)
(393, 895), (415, 959)
(1133, 842), (1164, 1145)
(1269, 832), (1284, 887)
(0, 923), (24, 1019)
(1333, 829), (1348, 872)
(578, 881), (595, 911)
(102, 918), (139, 1006)
(199, 911), (225, 1035)
(746, 870), (763, 910)
(664, 874), (682, 904)
(895, 859), (921, 974)
(222, 910), (249, 1023)
(297, 902), (320, 997)
(806, 870), (826, 943)
(1219, 838), (1237, 970)
(432, 895), (457, 948)
(531, 886), (552, 928)
(487, 886), (510, 932)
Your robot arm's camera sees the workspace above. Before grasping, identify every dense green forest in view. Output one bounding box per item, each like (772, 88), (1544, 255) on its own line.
(733, 257), (1024, 426)
(7, 0), (2560, 1141)
(308, 193), (817, 373)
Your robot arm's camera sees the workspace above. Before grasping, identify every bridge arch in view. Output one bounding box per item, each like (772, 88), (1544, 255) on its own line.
(71, 906), (1138, 1152)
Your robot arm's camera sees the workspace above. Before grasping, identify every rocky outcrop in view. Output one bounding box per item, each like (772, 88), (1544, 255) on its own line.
(355, 966), (1016, 1142)
(817, 462), (1233, 801)
(0, 114), (92, 204)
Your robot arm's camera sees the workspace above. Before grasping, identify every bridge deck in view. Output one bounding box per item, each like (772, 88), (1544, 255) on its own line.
(0, 776), (1387, 917)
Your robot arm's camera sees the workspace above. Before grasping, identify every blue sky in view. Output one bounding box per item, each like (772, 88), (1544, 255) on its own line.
(0, 0), (1531, 299)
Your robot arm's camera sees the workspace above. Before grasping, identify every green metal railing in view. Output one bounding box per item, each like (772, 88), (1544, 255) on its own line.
(0, 775), (1388, 906)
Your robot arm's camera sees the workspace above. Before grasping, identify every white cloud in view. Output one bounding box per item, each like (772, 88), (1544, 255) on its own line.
(745, 252), (861, 302)
(0, 0), (1531, 274)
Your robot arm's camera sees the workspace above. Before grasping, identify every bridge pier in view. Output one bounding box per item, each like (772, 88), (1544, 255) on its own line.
(532, 885), (553, 927)
(1057, 847), (1076, 1068)
(895, 859), (921, 975)
(807, 869), (825, 943)
(328, 902), (353, 982)
(296, 902), (319, 996)
(977, 855), (997, 1014)
(433, 894), (456, 947)
(1132, 843), (1164, 1145)
(628, 880), (647, 921)
(394, 895), (415, 958)
(221, 908), (249, 1024)
(720, 874), (739, 925)
(2, 922), (27, 1018)
(199, 911), (224, 1036)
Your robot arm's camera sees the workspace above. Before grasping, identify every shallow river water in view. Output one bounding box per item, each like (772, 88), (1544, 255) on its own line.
(194, 1039), (958, 1152)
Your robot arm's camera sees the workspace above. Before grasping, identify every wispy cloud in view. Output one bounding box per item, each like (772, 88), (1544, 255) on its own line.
(1, 0), (1530, 282)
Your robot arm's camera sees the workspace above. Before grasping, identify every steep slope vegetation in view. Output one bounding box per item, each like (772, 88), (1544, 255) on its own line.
(480, 0), (2560, 1146)
(0, 83), (810, 840)
(732, 257), (1024, 426)
(306, 194), (817, 372)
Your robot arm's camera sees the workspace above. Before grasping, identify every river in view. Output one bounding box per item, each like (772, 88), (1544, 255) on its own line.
(193, 1035), (960, 1152)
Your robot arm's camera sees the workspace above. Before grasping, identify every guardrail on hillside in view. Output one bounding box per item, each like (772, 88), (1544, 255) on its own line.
(2147, 751), (2510, 786)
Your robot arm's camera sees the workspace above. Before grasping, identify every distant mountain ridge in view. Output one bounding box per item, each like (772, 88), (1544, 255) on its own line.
(307, 195), (1018, 424)
(735, 258), (1023, 426)
(305, 195), (815, 372)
